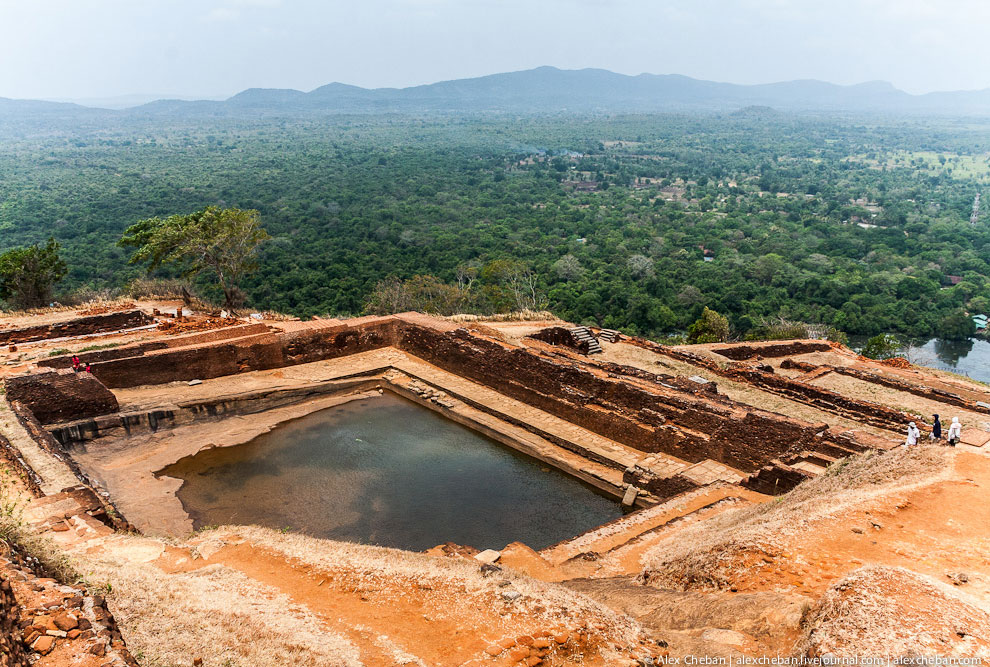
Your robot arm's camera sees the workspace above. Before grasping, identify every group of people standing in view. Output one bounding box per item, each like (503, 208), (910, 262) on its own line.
(905, 413), (961, 447)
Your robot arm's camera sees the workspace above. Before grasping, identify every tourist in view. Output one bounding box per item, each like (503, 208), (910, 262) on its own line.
(904, 422), (920, 447)
(930, 414), (942, 442)
(84, 363), (92, 374)
(947, 417), (962, 447)
(71, 355), (80, 371)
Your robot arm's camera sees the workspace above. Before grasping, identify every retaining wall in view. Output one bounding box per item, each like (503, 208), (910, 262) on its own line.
(0, 309), (152, 345)
(710, 340), (832, 361)
(91, 317), (397, 388)
(39, 323), (271, 370)
(397, 322), (821, 472)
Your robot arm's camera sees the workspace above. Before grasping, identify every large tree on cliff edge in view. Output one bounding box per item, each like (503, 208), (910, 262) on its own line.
(119, 206), (270, 311)
(0, 237), (67, 310)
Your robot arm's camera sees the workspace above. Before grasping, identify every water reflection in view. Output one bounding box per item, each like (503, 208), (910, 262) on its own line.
(932, 338), (975, 367)
(846, 336), (988, 383)
(916, 338), (990, 383)
(159, 392), (623, 551)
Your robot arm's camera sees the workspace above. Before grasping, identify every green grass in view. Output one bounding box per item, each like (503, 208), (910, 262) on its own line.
(850, 150), (990, 181)
(78, 342), (121, 352)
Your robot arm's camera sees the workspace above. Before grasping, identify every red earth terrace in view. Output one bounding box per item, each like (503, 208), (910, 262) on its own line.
(1, 304), (989, 665)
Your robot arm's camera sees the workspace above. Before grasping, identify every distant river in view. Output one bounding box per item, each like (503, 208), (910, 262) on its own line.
(910, 338), (990, 383)
(851, 337), (990, 384)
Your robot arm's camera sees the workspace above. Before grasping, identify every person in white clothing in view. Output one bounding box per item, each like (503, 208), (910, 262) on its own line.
(947, 417), (962, 447)
(904, 422), (921, 447)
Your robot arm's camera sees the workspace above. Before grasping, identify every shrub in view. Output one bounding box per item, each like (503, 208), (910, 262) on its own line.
(687, 307), (729, 343)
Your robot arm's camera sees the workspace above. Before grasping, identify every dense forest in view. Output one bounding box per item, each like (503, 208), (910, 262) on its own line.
(1, 110), (989, 340)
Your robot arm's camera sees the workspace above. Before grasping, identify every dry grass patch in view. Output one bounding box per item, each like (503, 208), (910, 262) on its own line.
(0, 470), (77, 582)
(641, 446), (952, 590)
(798, 566), (990, 658)
(84, 546), (362, 667)
(445, 310), (560, 323)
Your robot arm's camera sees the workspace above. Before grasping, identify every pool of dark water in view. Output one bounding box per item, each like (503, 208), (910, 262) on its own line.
(160, 392), (623, 551)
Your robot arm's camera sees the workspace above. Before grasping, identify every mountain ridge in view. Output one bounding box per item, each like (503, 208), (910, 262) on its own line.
(6, 66), (990, 117)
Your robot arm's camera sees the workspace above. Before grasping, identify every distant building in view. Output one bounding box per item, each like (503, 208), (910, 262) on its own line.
(947, 275), (964, 286)
(974, 314), (988, 331)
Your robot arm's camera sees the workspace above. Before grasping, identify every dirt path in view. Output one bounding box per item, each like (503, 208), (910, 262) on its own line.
(725, 450), (990, 602)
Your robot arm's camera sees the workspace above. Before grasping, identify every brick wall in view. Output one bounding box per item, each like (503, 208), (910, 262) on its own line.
(0, 310), (152, 345)
(4, 371), (119, 425)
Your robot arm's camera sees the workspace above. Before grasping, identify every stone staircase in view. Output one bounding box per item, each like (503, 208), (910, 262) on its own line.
(568, 326), (603, 354)
(742, 435), (870, 494)
(623, 454), (749, 503)
(537, 483), (765, 578)
(598, 329), (621, 343)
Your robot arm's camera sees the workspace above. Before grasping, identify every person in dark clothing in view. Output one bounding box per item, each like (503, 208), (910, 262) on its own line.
(931, 414), (942, 442)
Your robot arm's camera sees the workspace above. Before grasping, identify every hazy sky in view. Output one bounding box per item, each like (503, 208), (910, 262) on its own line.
(2, 0), (989, 101)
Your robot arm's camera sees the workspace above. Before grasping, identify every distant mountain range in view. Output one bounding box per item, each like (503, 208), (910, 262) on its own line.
(4, 67), (990, 118)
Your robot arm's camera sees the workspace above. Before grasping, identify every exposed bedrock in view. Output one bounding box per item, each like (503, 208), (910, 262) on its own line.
(565, 577), (810, 654)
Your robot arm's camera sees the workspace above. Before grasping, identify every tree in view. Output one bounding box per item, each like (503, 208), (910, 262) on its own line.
(626, 254), (655, 279)
(687, 307), (729, 343)
(552, 254), (584, 281)
(119, 206), (269, 310)
(0, 238), (67, 310)
(861, 334), (902, 360)
(481, 259), (547, 312)
(940, 309), (977, 341)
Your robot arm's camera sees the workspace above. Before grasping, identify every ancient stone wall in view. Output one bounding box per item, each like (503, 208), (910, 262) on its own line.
(397, 322), (821, 472)
(10, 403), (134, 532)
(0, 576), (30, 667)
(50, 376), (384, 446)
(39, 323), (271, 370)
(4, 371), (119, 425)
(625, 335), (909, 437)
(723, 366), (913, 430)
(91, 318), (397, 388)
(710, 341), (832, 361)
(744, 462), (813, 495)
(38, 340), (169, 369)
(830, 366), (990, 415)
(0, 309), (152, 345)
(779, 358), (818, 372)
(1, 555), (138, 664)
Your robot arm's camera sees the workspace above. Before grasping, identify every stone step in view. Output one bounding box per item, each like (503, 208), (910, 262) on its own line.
(598, 329), (621, 343)
(790, 460), (827, 475)
(679, 459), (748, 486)
(541, 484), (757, 566)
